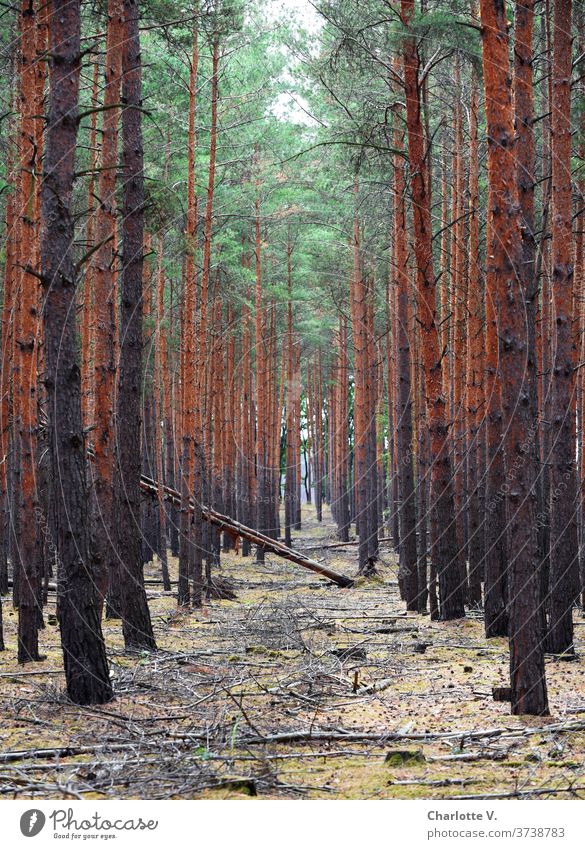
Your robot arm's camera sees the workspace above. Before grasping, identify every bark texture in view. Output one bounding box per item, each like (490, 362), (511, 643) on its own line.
(41, 0), (113, 703)
(115, 0), (156, 651)
(480, 0), (548, 714)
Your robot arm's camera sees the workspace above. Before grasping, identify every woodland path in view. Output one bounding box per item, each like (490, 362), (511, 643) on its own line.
(1, 505), (585, 800)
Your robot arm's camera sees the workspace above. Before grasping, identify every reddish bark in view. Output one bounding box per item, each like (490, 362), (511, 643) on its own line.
(315, 350), (324, 522)
(285, 239), (295, 547)
(194, 31), (220, 589)
(392, 102), (418, 610)
(401, 0), (463, 619)
(480, 0), (548, 714)
(293, 339), (302, 530)
(451, 59), (468, 576)
(0, 138), (15, 601)
(210, 293), (224, 565)
(178, 20), (199, 607)
(386, 271), (400, 551)
(91, 0), (124, 609)
(15, 0), (43, 662)
(239, 279), (254, 556)
(578, 13), (585, 608)
(254, 187), (268, 559)
(154, 235), (171, 590)
(350, 205), (374, 575)
(440, 151), (450, 373)
(465, 69), (484, 606)
(365, 279), (379, 560)
(547, 0), (578, 654)
(81, 60), (100, 430)
(223, 303), (237, 549)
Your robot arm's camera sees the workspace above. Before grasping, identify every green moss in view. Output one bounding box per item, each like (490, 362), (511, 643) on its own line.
(384, 749), (426, 766)
(245, 645), (283, 658)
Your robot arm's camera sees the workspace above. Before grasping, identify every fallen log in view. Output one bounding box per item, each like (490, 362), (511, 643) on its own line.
(139, 473), (354, 589)
(449, 785), (585, 800)
(8, 577), (175, 591)
(301, 537), (394, 552)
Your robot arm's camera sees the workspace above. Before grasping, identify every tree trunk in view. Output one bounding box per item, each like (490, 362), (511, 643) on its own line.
(316, 350), (324, 522)
(41, 0), (112, 703)
(178, 20), (200, 607)
(223, 303), (237, 550)
(401, 0), (463, 619)
(0, 138), (15, 600)
(15, 0), (43, 662)
(81, 59), (99, 431)
(483, 205), (509, 637)
(465, 69), (484, 607)
(338, 318), (351, 540)
(350, 206), (374, 576)
(285, 238), (294, 547)
(240, 287), (254, 556)
(513, 0), (547, 639)
(91, 0), (124, 611)
(451, 58), (468, 587)
(154, 235), (170, 590)
(254, 187), (268, 561)
(115, 0), (156, 651)
(141, 238), (160, 566)
(199, 32), (220, 585)
(480, 0), (548, 714)
(547, 0), (578, 655)
(392, 111), (418, 610)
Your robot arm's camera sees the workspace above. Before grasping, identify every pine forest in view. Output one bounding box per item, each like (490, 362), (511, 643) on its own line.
(0, 0), (585, 804)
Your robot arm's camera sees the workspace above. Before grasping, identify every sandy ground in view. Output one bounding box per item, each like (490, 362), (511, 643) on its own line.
(1, 503), (585, 800)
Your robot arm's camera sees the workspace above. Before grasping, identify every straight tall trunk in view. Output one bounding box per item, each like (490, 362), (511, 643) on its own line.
(81, 59), (99, 431)
(41, 0), (112, 703)
(115, 0), (156, 651)
(0, 142), (15, 599)
(16, 0), (43, 662)
(285, 240), (294, 547)
(392, 114), (418, 610)
(365, 283), (379, 559)
(578, 6), (585, 610)
(240, 292), (254, 555)
(254, 190), (268, 560)
(338, 318), (351, 540)
(154, 235), (170, 590)
(315, 350), (324, 522)
(350, 209), (374, 575)
(451, 59), (468, 577)
(480, 0), (548, 714)
(91, 0), (123, 609)
(194, 32), (219, 587)
(223, 303), (237, 549)
(401, 0), (463, 618)
(179, 20), (200, 607)
(514, 0), (547, 636)
(466, 69), (484, 606)
(547, 0), (578, 654)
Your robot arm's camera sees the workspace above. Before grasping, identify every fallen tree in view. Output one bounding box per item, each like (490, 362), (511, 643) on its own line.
(139, 473), (354, 589)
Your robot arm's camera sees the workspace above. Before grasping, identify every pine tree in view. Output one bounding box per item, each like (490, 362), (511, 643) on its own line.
(115, 0), (157, 651)
(41, 0), (112, 704)
(480, 0), (548, 714)
(401, 0), (463, 619)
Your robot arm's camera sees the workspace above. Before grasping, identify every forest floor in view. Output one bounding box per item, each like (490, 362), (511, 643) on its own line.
(2, 504), (585, 800)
